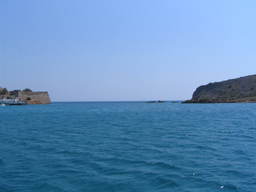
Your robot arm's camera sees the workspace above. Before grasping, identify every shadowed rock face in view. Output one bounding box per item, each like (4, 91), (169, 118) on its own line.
(184, 75), (256, 103)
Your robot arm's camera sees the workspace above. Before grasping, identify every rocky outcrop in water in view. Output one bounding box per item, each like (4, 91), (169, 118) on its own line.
(184, 75), (256, 103)
(0, 88), (51, 104)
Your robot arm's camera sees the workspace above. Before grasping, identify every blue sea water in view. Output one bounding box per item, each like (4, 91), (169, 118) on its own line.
(0, 102), (256, 192)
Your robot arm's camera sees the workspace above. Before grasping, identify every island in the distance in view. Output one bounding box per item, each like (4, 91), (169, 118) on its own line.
(0, 88), (51, 105)
(184, 75), (256, 103)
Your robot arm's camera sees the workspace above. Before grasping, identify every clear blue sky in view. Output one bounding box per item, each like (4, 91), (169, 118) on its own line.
(1, 0), (256, 101)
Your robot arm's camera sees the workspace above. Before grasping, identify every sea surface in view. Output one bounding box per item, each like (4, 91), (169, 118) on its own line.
(0, 102), (256, 192)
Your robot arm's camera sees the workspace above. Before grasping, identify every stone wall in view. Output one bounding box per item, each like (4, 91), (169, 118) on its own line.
(18, 91), (51, 104)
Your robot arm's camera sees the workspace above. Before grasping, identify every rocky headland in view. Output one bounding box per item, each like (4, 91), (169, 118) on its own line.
(184, 75), (256, 103)
(0, 88), (51, 104)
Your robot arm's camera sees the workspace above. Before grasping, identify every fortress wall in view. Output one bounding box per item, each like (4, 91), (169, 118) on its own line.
(18, 91), (51, 104)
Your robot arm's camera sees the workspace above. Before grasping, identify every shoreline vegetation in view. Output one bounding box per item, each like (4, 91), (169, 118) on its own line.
(184, 75), (256, 103)
(2, 74), (256, 105)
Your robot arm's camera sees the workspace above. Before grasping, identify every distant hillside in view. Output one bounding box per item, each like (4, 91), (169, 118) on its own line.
(0, 88), (51, 104)
(184, 75), (256, 103)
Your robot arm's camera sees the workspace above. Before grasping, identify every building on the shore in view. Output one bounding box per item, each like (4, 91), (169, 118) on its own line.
(0, 88), (51, 105)
(0, 98), (26, 105)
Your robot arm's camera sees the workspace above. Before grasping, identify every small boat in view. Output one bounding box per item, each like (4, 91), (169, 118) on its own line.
(1, 104), (6, 106)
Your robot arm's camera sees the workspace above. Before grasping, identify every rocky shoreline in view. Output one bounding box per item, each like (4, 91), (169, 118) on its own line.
(184, 75), (256, 103)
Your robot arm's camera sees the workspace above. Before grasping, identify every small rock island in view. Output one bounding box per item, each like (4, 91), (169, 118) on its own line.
(184, 75), (256, 103)
(0, 88), (51, 105)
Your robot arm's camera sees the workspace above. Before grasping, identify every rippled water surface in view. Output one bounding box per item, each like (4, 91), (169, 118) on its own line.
(1, 102), (256, 192)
